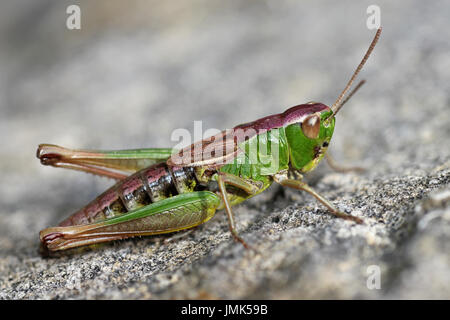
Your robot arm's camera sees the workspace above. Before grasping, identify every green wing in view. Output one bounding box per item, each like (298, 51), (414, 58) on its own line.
(37, 144), (174, 179)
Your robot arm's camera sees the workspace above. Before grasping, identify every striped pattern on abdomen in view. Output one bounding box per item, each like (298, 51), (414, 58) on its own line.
(58, 163), (205, 227)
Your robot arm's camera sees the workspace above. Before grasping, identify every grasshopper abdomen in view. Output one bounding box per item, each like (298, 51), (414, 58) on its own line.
(58, 163), (205, 227)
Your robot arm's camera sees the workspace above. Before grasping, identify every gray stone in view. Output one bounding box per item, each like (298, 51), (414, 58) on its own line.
(0, 0), (449, 299)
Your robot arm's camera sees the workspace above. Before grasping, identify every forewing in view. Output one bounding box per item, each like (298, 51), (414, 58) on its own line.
(167, 128), (259, 168)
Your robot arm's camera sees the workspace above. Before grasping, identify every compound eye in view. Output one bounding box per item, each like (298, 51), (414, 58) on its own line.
(301, 114), (320, 139)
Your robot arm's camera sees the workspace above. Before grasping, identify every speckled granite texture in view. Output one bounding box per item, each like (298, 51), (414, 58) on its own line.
(0, 0), (449, 299)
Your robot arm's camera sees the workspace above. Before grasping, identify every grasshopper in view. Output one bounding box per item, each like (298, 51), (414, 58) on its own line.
(37, 29), (381, 251)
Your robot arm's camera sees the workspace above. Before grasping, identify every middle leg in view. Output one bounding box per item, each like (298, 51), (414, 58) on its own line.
(215, 172), (267, 249)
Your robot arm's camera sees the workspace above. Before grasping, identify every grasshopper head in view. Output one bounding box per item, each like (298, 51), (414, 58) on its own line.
(283, 103), (335, 172)
(283, 28), (381, 172)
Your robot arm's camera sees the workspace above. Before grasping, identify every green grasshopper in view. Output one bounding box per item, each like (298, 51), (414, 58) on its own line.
(37, 29), (381, 251)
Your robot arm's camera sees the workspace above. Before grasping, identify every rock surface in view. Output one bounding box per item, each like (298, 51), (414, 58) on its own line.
(0, 0), (449, 299)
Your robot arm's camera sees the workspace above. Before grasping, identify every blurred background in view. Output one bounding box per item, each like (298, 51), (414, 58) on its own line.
(0, 0), (449, 299)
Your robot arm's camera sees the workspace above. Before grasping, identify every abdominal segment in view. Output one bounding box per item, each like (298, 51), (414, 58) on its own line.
(58, 163), (206, 227)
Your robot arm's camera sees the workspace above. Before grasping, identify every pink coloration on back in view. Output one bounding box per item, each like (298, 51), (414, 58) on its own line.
(282, 103), (329, 126)
(234, 103), (330, 132)
(98, 190), (119, 212)
(168, 103), (331, 168)
(141, 163), (168, 184)
(120, 176), (142, 195)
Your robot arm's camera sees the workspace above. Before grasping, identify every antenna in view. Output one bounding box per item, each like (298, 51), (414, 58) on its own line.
(330, 28), (381, 117)
(337, 79), (366, 110)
